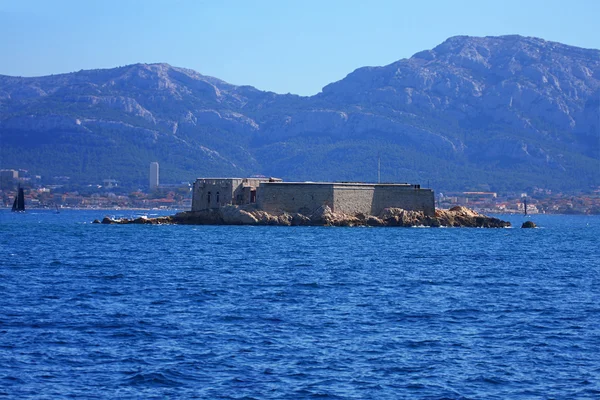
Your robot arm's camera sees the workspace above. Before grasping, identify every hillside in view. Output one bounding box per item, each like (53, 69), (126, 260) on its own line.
(1, 35), (599, 192)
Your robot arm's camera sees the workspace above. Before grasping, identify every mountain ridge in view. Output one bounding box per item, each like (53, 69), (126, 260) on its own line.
(1, 35), (598, 192)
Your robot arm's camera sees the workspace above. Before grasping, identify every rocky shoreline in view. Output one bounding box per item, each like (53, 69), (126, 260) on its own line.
(94, 205), (511, 228)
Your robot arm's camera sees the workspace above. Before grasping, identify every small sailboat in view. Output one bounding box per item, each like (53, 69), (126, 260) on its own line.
(11, 185), (25, 212)
(55, 204), (60, 214)
(523, 197), (528, 216)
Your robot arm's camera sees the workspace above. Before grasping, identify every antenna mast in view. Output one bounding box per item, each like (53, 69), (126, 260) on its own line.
(377, 152), (381, 184)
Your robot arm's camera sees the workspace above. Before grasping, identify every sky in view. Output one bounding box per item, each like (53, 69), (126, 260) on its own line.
(1, 0), (599, 96)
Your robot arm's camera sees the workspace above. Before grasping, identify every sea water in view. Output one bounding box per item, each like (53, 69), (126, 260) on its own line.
(1, 210), (599, 399)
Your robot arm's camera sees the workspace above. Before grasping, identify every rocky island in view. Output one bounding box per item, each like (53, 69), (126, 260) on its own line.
(95, 205), (510, 228)
(95, 177), (510, 228)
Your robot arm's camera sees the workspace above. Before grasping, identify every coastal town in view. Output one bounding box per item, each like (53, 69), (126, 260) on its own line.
(2, 167), (600, 214)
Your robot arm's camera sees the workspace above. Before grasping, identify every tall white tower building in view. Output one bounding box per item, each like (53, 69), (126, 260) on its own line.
(149, 162), (159, 190)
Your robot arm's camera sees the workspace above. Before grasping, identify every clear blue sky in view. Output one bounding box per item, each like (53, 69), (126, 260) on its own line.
(1, 0), (599, 95)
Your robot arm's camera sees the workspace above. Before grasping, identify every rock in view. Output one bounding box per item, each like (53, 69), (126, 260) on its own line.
(424, 216), (441, 228)
(220, 205), (243, 224)
(219, 205), (259, 224)
(250, 210), (276, 225)
(276, 213), (293, 226)
(332, 215), (361, 227)
(92, 219), (100, 224)
(153, 217), (173, 225)
(291, 213), (311, 226)
(173, 210), (219, 225)
(310, 205), (335, 225)
(379, 207), (403, 220)
(236, 211), (258, 225)
(434, 207), (510, 228)
(521, 220), (537, 228)
(101, 217), (114, 224)
(366, 216), (384, 226)
(448, 206), (479, 218)
(379, 208), (426, 226)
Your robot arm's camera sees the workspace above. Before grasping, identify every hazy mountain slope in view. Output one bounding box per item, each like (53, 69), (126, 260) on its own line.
(0, 64), (276, 184)
(1, 35), (598, 191)
(318, 35), (599, 153)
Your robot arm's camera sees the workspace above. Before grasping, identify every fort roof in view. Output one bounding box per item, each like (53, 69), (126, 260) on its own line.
(259, 181), (416, 186)
(194, 177), (282, 181)
(193, 178), (422, 187)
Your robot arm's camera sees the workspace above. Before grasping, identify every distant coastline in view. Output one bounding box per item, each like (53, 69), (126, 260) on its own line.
(3, 204), (598, 215)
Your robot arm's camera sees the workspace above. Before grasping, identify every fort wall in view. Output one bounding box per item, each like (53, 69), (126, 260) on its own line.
(257, 182), (435, 216)
(192, 178), (435, 216)
(332, 184), (375, 215)
(372, 186), (435, 216)
(257, 183), (334, 214)
(192, 177), (282, 211)
(192, 178), (241, 211)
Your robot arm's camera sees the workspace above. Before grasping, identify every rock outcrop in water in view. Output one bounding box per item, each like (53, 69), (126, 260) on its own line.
(521, 220), (537, 228)
(95, 205), (510, 228)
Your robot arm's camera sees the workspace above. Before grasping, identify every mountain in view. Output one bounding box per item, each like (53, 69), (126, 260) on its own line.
(1, 35), (599, 192)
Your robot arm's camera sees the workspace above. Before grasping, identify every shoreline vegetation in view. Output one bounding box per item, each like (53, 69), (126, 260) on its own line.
(94, 205), (511, 228)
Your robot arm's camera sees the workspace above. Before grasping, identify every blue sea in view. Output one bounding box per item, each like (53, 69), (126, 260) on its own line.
(1, 210), (599, 399)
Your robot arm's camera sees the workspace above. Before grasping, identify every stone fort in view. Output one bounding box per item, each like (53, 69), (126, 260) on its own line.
(192, 178), (435, 217)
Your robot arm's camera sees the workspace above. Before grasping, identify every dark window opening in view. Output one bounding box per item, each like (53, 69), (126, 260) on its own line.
(250, 189), (256, 203)
(207, 191), (211, 205)
(216, 191), (220, 203)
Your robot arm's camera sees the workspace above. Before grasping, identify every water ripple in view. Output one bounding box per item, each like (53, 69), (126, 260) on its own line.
(0, 210), (599, 398)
